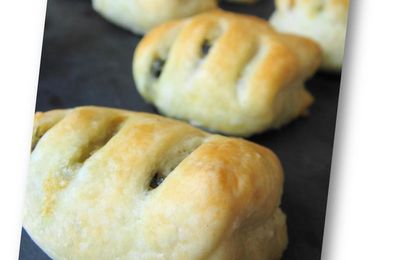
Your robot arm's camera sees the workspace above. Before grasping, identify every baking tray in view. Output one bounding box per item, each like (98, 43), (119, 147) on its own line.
(19, 0), (341, 259)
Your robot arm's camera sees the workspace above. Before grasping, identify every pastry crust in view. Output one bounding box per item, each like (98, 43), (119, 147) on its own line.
(92, 0), (218, 35)
(271, 0), (350, 71)
(133, 10), (321, 136)
(24, 106), (288, 260)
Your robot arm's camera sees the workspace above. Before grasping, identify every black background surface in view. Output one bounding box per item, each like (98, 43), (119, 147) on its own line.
(19, 0), (342, 259)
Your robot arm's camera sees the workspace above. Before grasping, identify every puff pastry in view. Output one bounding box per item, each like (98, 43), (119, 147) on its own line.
(92, 0), (218, 35)
(270, 0), (349, 71)
(133, 10), (321, 136)
(24, 106), (288, 260)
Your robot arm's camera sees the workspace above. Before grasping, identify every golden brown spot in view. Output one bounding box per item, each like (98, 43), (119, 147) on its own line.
(42, 175), (70, 216)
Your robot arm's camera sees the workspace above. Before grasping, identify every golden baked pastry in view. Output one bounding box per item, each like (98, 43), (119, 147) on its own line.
(24, 106), (288, 260)
(133, 10), (321, 137)
(270, 0), (350, 71)
(92, 0), (218, 35)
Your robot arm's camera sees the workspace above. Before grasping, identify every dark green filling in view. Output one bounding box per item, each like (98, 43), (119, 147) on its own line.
(151, 58), (165, 78)
(150, 173), (165, 189)
(201, 41), (212, 57)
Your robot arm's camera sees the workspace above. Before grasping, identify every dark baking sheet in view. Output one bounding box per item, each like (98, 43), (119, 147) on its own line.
(19, 0), (341, 259)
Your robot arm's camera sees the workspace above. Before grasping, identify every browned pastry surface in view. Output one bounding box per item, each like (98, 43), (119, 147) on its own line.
(24, 106), (288, 259)
(134, 10), (321, 136)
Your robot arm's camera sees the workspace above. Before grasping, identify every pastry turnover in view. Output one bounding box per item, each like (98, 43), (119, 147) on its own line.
(92, 0), (218, 35)
(133, 10), (321, 137)
(270, 0), (350, 71)
(24, 106), (288, 260)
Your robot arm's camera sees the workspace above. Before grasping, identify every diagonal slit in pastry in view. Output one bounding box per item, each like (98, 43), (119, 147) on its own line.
(183, 22), (225, 89)
(198, 24), (224, 58)
(149, 24), (186, 81)
(140, 24), (184, 99)
(148, 137), (203, 190)
(195, 23), (224, 66)
(74, 116), (126, 164)
(235, 43), (267, 104)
